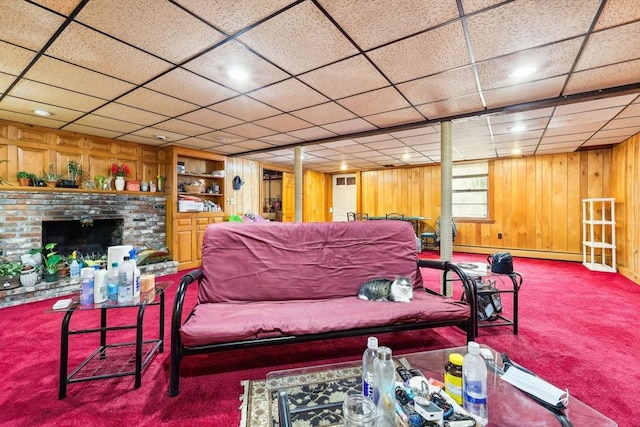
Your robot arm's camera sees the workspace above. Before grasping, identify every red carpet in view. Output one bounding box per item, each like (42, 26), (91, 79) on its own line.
(0, 254), (637, 426)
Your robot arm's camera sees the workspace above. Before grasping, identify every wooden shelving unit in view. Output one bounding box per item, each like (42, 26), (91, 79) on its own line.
(582, 198), (616, 273)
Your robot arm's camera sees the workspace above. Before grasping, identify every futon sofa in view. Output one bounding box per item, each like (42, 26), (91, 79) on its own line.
(169, 220), (476, 396)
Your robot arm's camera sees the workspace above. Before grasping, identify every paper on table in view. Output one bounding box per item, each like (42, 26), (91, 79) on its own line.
(500, 365), (569, 408)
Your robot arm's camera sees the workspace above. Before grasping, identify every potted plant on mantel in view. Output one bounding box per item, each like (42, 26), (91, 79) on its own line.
(17, 171), (32, 186)
(59, 160), (82, 188)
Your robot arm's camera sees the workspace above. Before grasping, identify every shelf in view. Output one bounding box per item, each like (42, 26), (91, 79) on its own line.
(179, 192), (223, 197)
(582, 241), (615, 249)
(178, 172), (224, 179)
(582, 262), (617, 273)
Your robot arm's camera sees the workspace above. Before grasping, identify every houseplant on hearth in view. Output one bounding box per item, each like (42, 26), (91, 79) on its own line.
(40, 243), (64, 282)
(0, 260), (22, 289)
(111, 163), (131, 191)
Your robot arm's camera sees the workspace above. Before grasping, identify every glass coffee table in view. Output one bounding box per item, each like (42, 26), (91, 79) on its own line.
(51, 281), (172, 399)
(266, 345), (616, 427)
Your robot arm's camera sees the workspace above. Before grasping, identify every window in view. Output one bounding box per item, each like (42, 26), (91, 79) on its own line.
(452, 162), (488, 218)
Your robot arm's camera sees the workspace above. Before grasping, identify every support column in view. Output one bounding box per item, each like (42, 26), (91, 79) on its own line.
(294, 145), (303, 223)
(440, 121), (453, 296)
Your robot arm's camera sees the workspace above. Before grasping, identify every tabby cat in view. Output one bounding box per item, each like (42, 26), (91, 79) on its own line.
(357, 276), (413, 303)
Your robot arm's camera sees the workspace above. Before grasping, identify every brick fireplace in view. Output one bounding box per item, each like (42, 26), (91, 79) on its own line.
(0, 190), (177, 307)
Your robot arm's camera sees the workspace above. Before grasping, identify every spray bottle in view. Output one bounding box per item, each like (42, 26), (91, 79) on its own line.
(70, 251), (80, 279)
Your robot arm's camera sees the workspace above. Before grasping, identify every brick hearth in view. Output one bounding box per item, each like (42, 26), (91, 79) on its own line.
(0, 190), (178, 307)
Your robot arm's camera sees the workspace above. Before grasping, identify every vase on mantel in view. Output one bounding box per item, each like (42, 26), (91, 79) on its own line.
(115, 176), (125, 191)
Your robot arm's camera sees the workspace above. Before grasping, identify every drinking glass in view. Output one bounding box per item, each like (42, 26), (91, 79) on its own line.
(343, 394), (376, 426)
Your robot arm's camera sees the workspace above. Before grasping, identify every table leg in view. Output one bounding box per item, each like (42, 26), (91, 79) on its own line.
(158, 291), (165, 353)
(135, 304), (147, 388)
(59, 310), (73, 399)
(99, 307), (107, 358)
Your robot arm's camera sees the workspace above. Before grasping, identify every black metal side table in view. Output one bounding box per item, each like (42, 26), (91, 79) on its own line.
(52, 281), (172, 399)
(477, 272), (523, 335)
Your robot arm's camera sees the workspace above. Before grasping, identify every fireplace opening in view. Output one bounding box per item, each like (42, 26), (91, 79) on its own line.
(42, 218), (124, 258)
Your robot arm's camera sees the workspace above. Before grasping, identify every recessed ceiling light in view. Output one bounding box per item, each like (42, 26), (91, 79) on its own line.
(509, 66), (537, 79)
(155, 135), (167, 140)
(228, 68), (249, 80)
(510, 124), (527, 133)
(216, 136), (229, 142)
(32, 109), (52, 117)
(402, 153), (411, 160)
(340, 163), (348, 171)
(511, 147), (522, 155)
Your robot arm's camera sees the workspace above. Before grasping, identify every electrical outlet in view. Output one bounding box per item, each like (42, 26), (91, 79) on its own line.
(497, 233), (503, 239)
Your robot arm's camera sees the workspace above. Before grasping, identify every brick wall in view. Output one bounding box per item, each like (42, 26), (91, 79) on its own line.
(0, 190), (177, 307)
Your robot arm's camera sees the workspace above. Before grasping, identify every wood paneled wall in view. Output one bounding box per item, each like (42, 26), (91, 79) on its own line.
(612, 133), (640, 284)
(359, 150), (612, 261)
(303, 170), (329, 222)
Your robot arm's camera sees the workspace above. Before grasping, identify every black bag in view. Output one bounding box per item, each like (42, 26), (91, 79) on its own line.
(487, 252), (513, 274)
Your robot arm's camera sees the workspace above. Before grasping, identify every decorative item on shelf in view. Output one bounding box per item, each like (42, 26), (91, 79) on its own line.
(140, 180), (148, 191)
(17, 171), (32, 186)
(94, 174), (106, 190)
(184, 179), (205, 193)
(44, 164), (62, 188)
(68, 160), (82, 183)
(33, 174), (47, 187)
(40, 242), (64, 283)
(232, 175), (244, 190)
(157, 175), (164, 192)
(111, 163), (130, 191)
(126, 180), (140, 191)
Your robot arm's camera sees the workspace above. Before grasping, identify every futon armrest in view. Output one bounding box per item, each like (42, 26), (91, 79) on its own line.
(171, 270), (202, 348)
(417, 259), (478, 339)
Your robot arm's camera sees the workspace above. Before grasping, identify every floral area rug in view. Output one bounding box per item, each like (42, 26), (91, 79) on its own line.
(239, 366), (362, 427)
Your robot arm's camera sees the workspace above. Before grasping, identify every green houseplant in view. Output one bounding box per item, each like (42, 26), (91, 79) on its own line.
(41, 243), (64, 282)
(68, 160), (82, 183)
(17, 171), (31, 186)
(0, 260), (22, 289)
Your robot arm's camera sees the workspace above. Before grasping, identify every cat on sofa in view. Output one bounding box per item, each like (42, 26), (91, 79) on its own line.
(358, 276), (413, 302)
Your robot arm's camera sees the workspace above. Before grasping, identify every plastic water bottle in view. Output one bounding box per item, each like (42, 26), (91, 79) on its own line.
(362, 337), (378, 400)
(118, 256), (134, 303)
(129, 248), (141, 298)
(463, 341), (488, 426)
(107, 262), (119, 304)
(374, 346), (396, 426)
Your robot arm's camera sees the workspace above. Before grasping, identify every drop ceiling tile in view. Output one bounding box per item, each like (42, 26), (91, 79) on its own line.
(380, 146), (412, 156)
(32, 0), (82, 15)
(153, 118), (213, 136)
(555, 94), (638, 116)
(0, 42), (36, 75)
(93, 103), (167, 127)
(287, 126), (337, 141)
(2, 2), (65, 50)
(0, 96), (85, 122)
(410, 143), (441, 153)
(601, 117), (640, 131)
(364, 108), (424, 128)
(368, 22), (470, 83)
(494, 138), (540, 148)
(476, 38), (583, 91)
(549, 107), (623, 129)
(535, 146), (576, 155)
(416, 94), (485, 119)
(322, 118), (377, 135)
(365, 139), (405, 150)
(461, 0), (505, 14)
(582, 136), (626, 146)
(172, 137), (218, 149)
(214, 144), (254, 154)
(617, 101), (640, 119)
(492, 129), (543, 142)
(117, 134), (163, 145)
(198, 131), (246, 144)
(74, 114), (144, 134)
(0, 73), (16, 94)
(318, 0), (459, 51)
(354, 134), (395, 144)
(467, 0), (601, 61)
(184, 41), (289, 93)
(253, 114), (311, 133)
(118, 88), (198, 117)
(490, 108), (555, 125)
(491, 117), (551, 135)
(595, 0), (640, 30)
(540, 132), (596, 144)
(452, 125), (492, 139)
(225, 122), (276, 139)
(400, 133), (442, 146)
(497, 147), (536, 156)
(25, 56), (135, 100)
(260, 133), (303, 145)
(291, 102), (356, 125)
(145, 68), (237, 107)
(537, 140), (583, 150)
(76, 0), (224, 63)
(9, 79), (105, 112)
(232, 139), (275, 150)
(0, 109), (66, 128)
(483, 76), (565, 109)
(334, 144), (372, 154)
(63, 123), (123, 139)
(211, 96), (280, 122)
(298, 55), (389, 99)
(237, 1), (358, 75)
(175, 0), (293, 35)
(179, 108), (243, 130)
(390, 126), (438, 139)
(544, 122), (606, 137)
(564, 59), (640, 95)
(576, 21), (640, 71)
(45, 23), (172, 85)
(338, 87), (410, 117)
(131, 127), (189, 142)
(250, 79), (329, 112)
(397, 67), (478, 105)
(351, 149), (383, 159)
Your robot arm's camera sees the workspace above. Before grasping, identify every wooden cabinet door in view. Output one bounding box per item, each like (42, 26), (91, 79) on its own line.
(282, 172), (295, 222)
